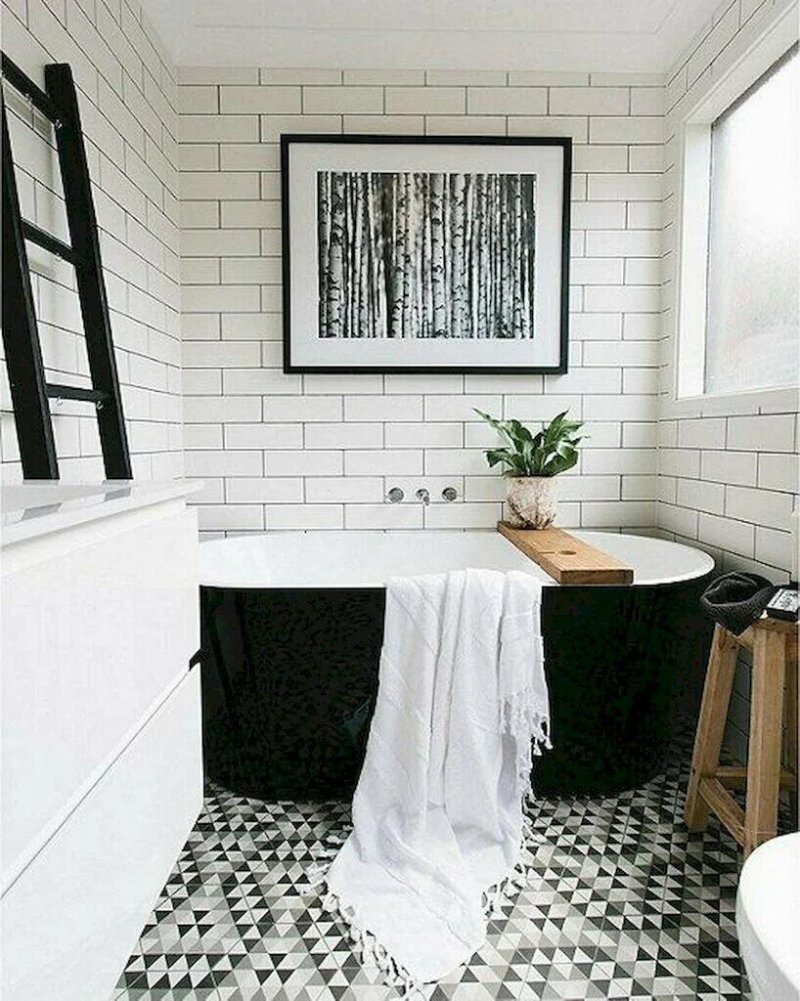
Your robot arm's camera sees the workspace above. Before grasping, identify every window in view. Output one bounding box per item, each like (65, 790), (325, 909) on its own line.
(704, 48), (799, 396)
(676, 22), (799, 402)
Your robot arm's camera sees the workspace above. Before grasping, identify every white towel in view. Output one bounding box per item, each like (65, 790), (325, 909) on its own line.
(311, 569), (549, 991)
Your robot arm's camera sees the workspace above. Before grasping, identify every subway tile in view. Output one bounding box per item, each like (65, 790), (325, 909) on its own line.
(757, 452), (798, 493)
(570, 202), (627, 229)
(260, 69), (342, 84)
(755, 527), (793, 572)
(198, 505), (264, 531)
(570, 313), (623, 340)
(220, 143), (279, 170)
(344, 69), (424, 85)
(425, 115), (507, 136)
(226, 477), (303, 503)
(345, 395), (423, 422)
(181, 284), (261, 313)
(259, 114), (341, 142)
(582, 448), (656, 474)
(223, 369), (302, 395)
(585, 230), (661, 258)
(179, 67), (259, 85)
(630, 87), (665, 115)
(183, 396), (261, 423)
(179, 114), (259, 143)
(587, 173), (663, 201)
(700, 449), (758, 487)
(306, 477), (384, 503)
(181, 171), (260, 199)
(385, 87), (465, 114)
(676, 478), (725, 514)
(549, 87), (629, 115)
(426, 70), (507, 86)
(581, 501), (654, 527)
(344, 503), (423, 529)
(303, 86), (383, 114)
(344, 115), (425, 134)
(698, 512), (756, 558)
(303, 374), (384, 395)
(267, 504), (344, 529)
(727, 414), (796, 452)
(344, 450), (423, 476)
(224, 424), (303, 449)
(570, 258), (624, 285)
(589, 116), (664, 143)
(267, 450), (344, 476)
(676, 418), (725, 450)
(507, 116), (588, 142)
(183, 228), (261, 257)
(178, 85), (218, 114)
(572, 144), (628, 173)
(424, 395), (501, 422)
(219, 86), (301, 114)
(184, 449), (263, 476)
(424, 502), (502, 529)
(304, 423), (383, 449)
(467, 87), (546, 115)
(726, 485), (794, 531)
(385, 423), (463, 448)
(263, 396), (343, 423)
(424, 448), (489, 476)
(384, 374), (464, 394)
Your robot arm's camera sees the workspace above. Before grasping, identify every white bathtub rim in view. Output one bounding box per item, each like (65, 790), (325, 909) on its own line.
(198, 529), (715, 590)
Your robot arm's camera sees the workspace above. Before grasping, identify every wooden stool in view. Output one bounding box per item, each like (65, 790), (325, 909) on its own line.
(685, 616), (798, 857)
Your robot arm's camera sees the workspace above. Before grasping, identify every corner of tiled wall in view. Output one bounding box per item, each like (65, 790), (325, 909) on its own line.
(0, 0), (183, 482)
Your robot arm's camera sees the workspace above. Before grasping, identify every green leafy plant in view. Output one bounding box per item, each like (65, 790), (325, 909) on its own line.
(475, 409), (585, 478)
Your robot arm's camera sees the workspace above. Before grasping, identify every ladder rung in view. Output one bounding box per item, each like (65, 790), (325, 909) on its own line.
(45, 383), (110, 404)
(22, 220), (78, 264)
(1, 54), (63, 126)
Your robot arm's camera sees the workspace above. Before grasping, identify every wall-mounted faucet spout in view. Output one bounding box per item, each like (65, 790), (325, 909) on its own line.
(415, 488), (430, 505)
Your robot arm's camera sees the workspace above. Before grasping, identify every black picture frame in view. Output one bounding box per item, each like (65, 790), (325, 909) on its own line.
(281, 134), (572, 375)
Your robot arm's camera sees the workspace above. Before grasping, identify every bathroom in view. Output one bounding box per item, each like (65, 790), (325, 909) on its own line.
(0, 0), (798, 998)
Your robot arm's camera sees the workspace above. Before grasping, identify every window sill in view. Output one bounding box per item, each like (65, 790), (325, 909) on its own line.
(662, 385), (799, 420)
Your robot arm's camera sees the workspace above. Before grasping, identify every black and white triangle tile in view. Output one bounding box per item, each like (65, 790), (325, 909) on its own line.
(112, 739), (792, 1001)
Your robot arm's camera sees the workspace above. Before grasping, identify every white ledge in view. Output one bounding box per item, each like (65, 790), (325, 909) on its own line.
(1, 480), (202, 548)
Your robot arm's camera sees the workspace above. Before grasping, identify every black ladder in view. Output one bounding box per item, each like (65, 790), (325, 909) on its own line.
(1, 53), (131, 480)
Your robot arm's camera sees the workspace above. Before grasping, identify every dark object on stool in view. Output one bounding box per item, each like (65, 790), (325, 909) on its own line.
(700, 572), (778, 636)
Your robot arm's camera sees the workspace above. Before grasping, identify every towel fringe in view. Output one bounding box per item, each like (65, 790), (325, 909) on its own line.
(308, 867), (427, 1000)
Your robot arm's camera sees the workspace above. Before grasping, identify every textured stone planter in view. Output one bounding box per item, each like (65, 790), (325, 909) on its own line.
(505, 476), (558, 529)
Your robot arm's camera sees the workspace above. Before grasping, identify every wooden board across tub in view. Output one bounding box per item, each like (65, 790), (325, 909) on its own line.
(497, 523), (634, 585)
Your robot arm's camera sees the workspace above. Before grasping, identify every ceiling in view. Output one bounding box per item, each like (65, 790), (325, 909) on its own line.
(141, 0), (722, 73)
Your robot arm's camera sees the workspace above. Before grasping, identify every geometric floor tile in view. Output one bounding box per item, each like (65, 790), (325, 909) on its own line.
(113, 732), (795, 1000)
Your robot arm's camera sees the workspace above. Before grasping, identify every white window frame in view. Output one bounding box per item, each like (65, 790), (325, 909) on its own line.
(672, 4), (799, 413)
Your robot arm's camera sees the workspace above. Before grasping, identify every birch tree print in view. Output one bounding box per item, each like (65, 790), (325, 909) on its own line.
(317, 171), (537, 339)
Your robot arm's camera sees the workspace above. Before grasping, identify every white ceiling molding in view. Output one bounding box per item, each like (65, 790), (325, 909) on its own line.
(140, 0), (722, 72)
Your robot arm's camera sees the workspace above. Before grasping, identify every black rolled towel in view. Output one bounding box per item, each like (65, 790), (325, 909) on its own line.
(700, 572), (778, 636)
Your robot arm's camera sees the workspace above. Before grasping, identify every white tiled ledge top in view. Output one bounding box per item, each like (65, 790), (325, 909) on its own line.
(0, 480), (203, 547)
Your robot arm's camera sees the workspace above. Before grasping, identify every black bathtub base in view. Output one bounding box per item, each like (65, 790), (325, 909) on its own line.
(201, 579), (713, 801)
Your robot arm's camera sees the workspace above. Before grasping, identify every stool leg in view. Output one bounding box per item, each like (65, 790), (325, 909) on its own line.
(783, 634), (798, 823)
(685, 625), (739, 831)
(744, 629), (787, 857)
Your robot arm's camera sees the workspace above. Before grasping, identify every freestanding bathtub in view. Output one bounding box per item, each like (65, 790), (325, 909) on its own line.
(198, 530), (714, 800)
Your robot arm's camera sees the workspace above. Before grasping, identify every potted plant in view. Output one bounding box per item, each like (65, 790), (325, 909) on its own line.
(475, 409), (585, 529)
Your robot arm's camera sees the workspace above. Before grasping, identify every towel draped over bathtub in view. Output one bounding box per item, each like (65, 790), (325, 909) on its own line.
(310, 568), (549, 991)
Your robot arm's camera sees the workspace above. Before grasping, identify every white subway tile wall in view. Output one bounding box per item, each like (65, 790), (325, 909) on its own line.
(178, 68), (666, 534)
(658, 0), (799, 761)
(0, 0), (182, 482)
(658, 0), (799, 583)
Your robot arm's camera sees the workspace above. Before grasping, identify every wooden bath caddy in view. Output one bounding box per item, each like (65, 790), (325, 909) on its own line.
(497, 523), (634, 585)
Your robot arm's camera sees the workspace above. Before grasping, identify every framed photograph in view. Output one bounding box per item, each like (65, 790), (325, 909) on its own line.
(281, 135), (571, 374)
